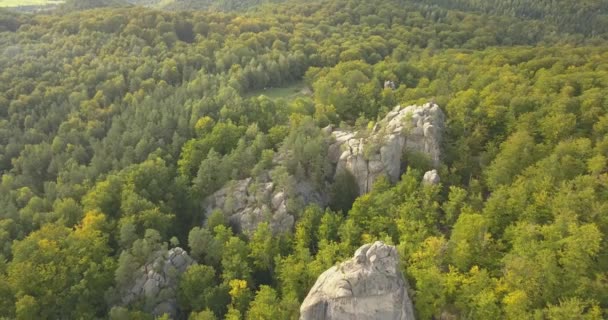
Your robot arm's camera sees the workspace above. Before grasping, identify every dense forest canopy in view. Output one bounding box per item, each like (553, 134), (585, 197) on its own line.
(0, 0), (608, 319)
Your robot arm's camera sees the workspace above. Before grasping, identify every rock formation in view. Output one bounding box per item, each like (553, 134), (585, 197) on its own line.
(204, 178), (284, 234)
(121, 247), (195, 318)
(203, 103), (444, 234)
(422, 169), (440, 185)
(300, 241), (415, 320)
(328, 103), (444, 194)
(203, 177), (327, 235)
(384, 80), (396, 90)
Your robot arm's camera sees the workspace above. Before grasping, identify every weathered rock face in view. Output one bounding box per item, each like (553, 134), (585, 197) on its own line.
(300, 241), (415, 320)
(423, 169), (440, 185)
(122, 247), (195, 318)
(328, 103), (444, 194)
(204, 103), (444, 235)
(203, 177), (327, 235)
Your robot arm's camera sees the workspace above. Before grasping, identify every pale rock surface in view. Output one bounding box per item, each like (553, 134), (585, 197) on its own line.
(300, 241), (415, 320)
(328, 103), (444, 194)
(422, 169), (440, 185)
(122, 247), (195, 318)
(203, 177), (326, 235)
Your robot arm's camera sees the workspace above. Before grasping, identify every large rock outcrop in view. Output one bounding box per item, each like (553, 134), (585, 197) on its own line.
(328, 103), (444, 194)
(121, 247), (195, 318)
(202, 177), (326, 235)
(300, 241), (415, 320)
(203, 103), (444, 235)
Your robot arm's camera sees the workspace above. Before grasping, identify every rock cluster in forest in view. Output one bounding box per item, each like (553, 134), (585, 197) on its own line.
(300, 241), (416, 320)
(204, 103), (444, 235)
(202, 177), (326, 235)
(328, 103), (444, 194)
(121, 247), (195, 318)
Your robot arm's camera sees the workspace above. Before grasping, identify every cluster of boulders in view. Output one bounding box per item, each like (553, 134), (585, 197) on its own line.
(121, 247), (195, 318)
(300, 241), (416, 320)
(118, 105), (443, 318)
(203, 103), (444, 235)
(118, 243), (416, 320)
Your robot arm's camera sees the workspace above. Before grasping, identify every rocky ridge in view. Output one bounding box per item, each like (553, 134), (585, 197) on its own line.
(203, 103), (444, 235)
(300, 241), (416, 320)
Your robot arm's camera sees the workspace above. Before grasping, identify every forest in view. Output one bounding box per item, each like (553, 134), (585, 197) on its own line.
(0, 0), (607, 319)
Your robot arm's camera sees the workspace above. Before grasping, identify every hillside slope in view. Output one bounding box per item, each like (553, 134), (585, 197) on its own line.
(0, 0), (607, 319)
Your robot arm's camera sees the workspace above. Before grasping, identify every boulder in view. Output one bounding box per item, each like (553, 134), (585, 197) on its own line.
(422, 169), (440, 185)
(384, 80), (396, 90)
(300, 241), (415, 320)
(121, 247), (195, 318)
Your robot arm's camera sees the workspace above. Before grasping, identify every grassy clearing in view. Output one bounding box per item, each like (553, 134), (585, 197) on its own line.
(0, 0), (63, 7)
(245, 81), (310, 101)
(155, 0), (175, 8)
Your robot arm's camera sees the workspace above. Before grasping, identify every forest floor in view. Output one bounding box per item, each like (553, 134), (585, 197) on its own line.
(246, 81), (310, 101)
